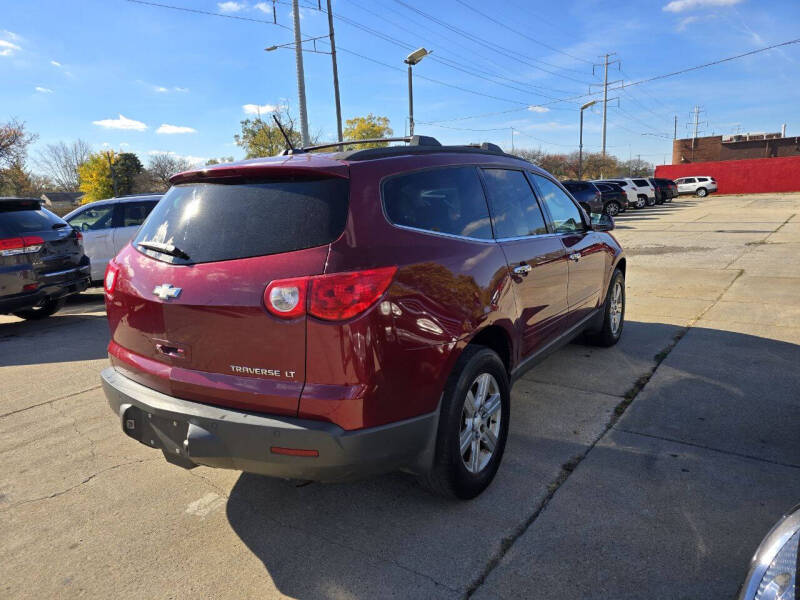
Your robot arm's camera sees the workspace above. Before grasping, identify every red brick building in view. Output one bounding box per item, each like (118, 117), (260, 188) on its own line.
(655, 131), (800, 194)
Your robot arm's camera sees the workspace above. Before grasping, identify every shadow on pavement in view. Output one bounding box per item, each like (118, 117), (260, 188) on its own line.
(223, 323), (799, 599)
(0, 313), (109, 365)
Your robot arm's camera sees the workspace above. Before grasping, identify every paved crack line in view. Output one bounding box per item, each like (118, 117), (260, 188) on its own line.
(615, 428), (800, 470)
(0, 385), (102, 420)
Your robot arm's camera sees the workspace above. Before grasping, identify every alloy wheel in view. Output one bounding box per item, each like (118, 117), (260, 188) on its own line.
(609, 281), (623, 336)
(459, 373), (502, 474)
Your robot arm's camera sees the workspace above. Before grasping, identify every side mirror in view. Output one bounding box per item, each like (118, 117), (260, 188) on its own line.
(590, 212), (614, 232)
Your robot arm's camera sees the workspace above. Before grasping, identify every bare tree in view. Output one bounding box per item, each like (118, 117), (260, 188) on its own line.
(35, 139), (91, 191)
(146, 153), (194, 192)
(0, 118), (37, 168)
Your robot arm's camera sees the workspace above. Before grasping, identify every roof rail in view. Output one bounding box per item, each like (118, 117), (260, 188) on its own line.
(281, 135), (441, 155)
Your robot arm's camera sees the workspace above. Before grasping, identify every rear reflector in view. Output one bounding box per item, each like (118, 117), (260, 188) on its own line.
(264, 266), (397, 322)
(270, 446), (319, 457)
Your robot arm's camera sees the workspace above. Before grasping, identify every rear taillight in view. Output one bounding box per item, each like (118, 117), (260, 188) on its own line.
(264, 266), (397, 322)
(104, 261), (120, 296)
(75, 230), (83, 242)
(0, 235), (44, 256)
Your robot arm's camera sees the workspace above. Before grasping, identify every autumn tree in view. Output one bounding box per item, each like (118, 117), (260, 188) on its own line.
(35, 139), (91, 191)
(78, 152), (115, 203)
(205, 157), (234, 165)
(234, 106), (312, 158)
(0, 118), (37, 169)
(0, 159), (52, 197)
(343, 114), (393, 148)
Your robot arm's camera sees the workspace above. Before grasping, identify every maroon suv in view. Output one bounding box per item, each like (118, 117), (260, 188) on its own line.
(101, 137), (625, 498)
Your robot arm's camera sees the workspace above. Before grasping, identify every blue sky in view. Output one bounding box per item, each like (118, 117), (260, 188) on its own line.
(1, 0), (798, 169)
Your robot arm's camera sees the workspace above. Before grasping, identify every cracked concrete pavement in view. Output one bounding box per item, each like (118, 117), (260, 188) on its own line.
(1, 193), (798, 599)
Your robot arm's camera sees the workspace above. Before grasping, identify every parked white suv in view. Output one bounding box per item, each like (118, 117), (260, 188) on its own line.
(675, 176), (717, 197)
(64, 194), (161, 282)
(594, 178), (656, 209)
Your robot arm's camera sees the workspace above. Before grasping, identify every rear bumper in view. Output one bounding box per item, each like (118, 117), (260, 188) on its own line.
(0, 264), (90, 313)
(101, 367), (439, 482)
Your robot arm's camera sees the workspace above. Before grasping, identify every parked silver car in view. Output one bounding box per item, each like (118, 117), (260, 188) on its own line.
(594, 178), (656, 209)
(64, 195), (161, 282)
(675, 176), (717, 197)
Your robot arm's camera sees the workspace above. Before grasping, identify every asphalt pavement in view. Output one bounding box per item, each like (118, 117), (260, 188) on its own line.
(1, 193), (798, 599)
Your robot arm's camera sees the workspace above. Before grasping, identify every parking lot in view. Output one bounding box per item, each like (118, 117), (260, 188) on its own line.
(1, 192), (799, 599)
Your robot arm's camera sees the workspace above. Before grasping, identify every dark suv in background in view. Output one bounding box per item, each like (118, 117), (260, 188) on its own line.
(592, 182), (628, 216)
(1, 198), (90, 319)
(649, 177), (677, 204)
(101, 137), (626, 499)
(561, 180), (603, 215)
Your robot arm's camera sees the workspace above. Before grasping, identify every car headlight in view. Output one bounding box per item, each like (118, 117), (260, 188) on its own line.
(739, 505), (800, 600)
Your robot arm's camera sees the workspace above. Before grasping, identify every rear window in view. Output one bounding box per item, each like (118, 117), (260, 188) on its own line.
(134, 179), (349, 264)
(563, 182), (590, 192)
(0, 206), (64, 237)
(382, 166), (492, 240)
(633, 179), (649, 187)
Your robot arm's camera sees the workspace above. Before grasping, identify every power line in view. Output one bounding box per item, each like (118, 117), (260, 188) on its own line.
(391, 0), (594, 85)
(453, 0), (594, 66)
(125, 0), (291, 29)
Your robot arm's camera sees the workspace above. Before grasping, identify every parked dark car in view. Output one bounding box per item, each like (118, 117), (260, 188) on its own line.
(101, 137), (626, 499)
(593, 182), (628, 216)
(1, 198), (90, 320)
(649, 177), (677, 204)
(561, 180), (603, 215)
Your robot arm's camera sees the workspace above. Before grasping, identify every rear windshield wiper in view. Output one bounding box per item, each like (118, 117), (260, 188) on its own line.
(137, 240), (190, 260)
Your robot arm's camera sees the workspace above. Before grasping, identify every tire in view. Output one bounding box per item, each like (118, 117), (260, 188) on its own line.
(420, 346), (510, 499)
(12, 297), (65, 320)
(645, 195), (656, 207)
(604, 201), (621, 217)
(696, 187), (707, 197)
(635, 195), (647, 209)
(585, 269), (625, 347)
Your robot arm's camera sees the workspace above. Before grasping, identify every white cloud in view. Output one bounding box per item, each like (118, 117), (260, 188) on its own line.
(218, 1), (245, 12)
(156, 124), (197, 134)
(663, 0), (742, 13)
(243, 103), (279, 115)
(50, 60), (62, 67)
(676, 15), (700, 30)
(92, 114), (148, 131)
(0, 39), (21, 57)
(154, 86), (169, 93)
(527, 106), (550, 113)
(35, 86), (53, 93)
(254, 2), (270, 12)
(2, 30), (21, 41)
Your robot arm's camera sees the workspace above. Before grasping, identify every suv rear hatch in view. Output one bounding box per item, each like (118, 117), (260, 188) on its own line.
(0, 200), (84, 297)
(106, 165), (349, 416)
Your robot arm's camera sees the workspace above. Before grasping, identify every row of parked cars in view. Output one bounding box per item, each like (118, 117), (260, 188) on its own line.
(563, 176), (717, 217)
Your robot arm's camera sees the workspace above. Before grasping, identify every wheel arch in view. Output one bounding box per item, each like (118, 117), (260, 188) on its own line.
(466, 325), (513, 375)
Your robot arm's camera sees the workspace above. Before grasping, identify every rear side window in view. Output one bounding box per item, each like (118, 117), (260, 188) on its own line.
(134, 179), (349, 264)
(121, 201), (158, 227)
(0, 207), (64, 236)
(382, 166), (492, 240)
(633, 179), (649, 187)
(531, 174), (584, 234)
(481, 169), (547, 238)
(68, 204), (115, 231)
(683, 178), (696, 183)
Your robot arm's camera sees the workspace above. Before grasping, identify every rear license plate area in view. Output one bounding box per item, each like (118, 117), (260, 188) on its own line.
(122, 405), (190, 456)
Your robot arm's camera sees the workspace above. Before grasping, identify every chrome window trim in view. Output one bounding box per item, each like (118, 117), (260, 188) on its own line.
(495, 232), (560, 243)
(387, 222), (498, 244)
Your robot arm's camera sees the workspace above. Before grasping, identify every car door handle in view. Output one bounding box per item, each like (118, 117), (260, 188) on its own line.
(513, 264), (532, 275)
(569, 252), (582, 262)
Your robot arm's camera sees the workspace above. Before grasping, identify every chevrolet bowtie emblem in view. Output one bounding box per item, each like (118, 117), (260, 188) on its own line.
(153, 284), (182, 300)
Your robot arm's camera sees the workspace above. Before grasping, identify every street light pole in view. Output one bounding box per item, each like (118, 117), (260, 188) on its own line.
(578, 100), (597, 181)
(404, 48), (430, 137)
(326, 0), (342, 142)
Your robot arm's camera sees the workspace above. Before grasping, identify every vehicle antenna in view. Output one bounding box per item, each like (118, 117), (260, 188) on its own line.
(272, 115), (295, 153)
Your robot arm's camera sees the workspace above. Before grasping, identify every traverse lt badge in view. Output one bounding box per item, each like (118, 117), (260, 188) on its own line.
(153, 284), (182, 300)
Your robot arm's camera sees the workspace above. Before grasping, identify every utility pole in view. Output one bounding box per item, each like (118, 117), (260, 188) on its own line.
(326, 0), (342, 142)
(592, 53), (619, 157)
(407, 65), (414, 136)
(510, 128), (515, 153)
(686, 106), (707, 162)
(674, 115), (678, 140)
(105, 151), (119, 197)
(292, 0), (310, 147)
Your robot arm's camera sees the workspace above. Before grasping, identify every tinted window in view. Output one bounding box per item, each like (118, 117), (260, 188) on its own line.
(68, 204), (115, 231)
(134, 179), (349, 264)
(383, 166), (492, 239)
(697, 177), (708, 182)
(481, 169), (547, 238)
(633, 179), (649, 187)
(563, 182), (590, 192)
(683, 178), (696, 183)
(121, 201), (158, 227)
(0, 207), (63, 236)
(531, 174), (584, 234)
